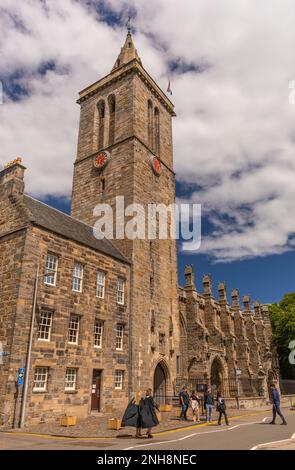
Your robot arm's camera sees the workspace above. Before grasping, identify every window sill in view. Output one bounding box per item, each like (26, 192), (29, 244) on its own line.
(64, 390), (78, 394)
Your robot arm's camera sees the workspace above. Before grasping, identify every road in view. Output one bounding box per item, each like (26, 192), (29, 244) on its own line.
(1, 408), (294, 451)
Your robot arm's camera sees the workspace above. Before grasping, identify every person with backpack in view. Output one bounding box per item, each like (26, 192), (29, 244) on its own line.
(216, 390), (229, 426)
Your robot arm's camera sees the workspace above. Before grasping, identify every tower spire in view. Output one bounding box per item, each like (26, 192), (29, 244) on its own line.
(112, 23), (142, 72)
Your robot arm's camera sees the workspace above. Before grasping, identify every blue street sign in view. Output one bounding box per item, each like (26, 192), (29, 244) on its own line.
(18, 368), (25, 386)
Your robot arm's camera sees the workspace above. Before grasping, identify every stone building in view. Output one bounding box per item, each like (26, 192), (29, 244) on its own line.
(0, 31), (279, 427)
(178, 266), (279, 398)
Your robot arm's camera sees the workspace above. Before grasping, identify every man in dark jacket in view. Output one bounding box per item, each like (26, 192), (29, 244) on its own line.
(269, 384), (287, 425)
(216, 391), (229, 426)
(179, 386), (190, 420)
(139, 388), (160, 438)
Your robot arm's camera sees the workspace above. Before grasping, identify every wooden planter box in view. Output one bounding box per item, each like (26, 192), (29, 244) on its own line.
(159, 404), (172, 412)
(60, 416), (77, 427)
(108, 418), (122, 430)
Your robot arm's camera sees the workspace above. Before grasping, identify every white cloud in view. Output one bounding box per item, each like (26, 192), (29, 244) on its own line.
(1, 0), (295, 262)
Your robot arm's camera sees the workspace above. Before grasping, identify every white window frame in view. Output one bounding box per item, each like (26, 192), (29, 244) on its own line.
(33, 367), (48, 392)
(114, 370), (124, 390)
(96, 271), (105, 299)
(68, 315), (80, 345)
(115, 324), (124, 351)
(94, 320), (103, 349)
(72, 262), (83, 293)
(65, 368), (77, 391)
(38, 310), (53, 341)
(117, 278), (125, 305)
(44, 254), (58, 286)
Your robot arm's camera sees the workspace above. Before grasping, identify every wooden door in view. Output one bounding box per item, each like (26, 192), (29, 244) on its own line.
(91, 370), (102, 411)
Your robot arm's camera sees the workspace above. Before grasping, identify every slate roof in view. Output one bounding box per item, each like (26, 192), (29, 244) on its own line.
(23, 195), (129, 264)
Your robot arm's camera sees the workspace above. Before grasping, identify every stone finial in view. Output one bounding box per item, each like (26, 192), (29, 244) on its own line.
(218, 282), (227, 302)
(231, 288), (240, 308)
(261, 305), (270, 322)
(203, 274), (212, 296)
(243, 295), (251, 313)
(253, 301), (261, 318)
(112, 30), (142, 71)
(0, 157), (26, 198)
(184, 264), (195, 289)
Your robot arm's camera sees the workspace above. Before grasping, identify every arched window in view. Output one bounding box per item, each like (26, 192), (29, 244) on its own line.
(108, 95), (116, 146)
(97, 100), (105, 150)
(154, 107), (160, 155)
(148, 100), (153, 149)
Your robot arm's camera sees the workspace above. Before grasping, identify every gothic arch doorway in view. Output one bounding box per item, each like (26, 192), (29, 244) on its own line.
(153, 362), (167, 405)
(210, 357), (224, 394)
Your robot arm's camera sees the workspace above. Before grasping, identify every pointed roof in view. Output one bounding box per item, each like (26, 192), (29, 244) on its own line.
(112, 31), (142, 71)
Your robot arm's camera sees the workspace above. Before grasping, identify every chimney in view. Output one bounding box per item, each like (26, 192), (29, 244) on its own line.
(0, 157), (26, 200)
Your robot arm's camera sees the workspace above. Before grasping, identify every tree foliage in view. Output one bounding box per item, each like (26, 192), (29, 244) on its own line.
(269, 293), (295, 379)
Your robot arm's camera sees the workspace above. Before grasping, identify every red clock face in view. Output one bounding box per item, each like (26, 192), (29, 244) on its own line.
(149, 156), (162, 176)
(93, 151), (110, 171)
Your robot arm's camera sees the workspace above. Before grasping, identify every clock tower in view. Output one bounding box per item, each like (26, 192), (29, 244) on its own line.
(71, 29), (180, 399)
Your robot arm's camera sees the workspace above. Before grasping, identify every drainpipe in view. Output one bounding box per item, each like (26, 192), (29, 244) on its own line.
(19, 263), (39, 428)
(128, 263), (133, 401)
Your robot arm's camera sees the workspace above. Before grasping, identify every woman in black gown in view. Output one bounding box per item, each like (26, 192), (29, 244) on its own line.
(138, 388), (160, 438)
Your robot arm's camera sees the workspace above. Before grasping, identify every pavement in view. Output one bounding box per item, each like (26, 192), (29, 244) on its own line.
(1, 407), (294, 450)
(2, 405), (262, 438)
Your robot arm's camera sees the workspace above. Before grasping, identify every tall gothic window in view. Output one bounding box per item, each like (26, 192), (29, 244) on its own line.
(108, 95), (116, 146)
(154, 107), (160, 155)
(97, 100), (105, 150)
(148, 99), (153, 149)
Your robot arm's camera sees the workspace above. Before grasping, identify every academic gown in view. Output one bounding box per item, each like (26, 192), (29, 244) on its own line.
(121, 399), (140, 428)
(138, 396), (159, 429)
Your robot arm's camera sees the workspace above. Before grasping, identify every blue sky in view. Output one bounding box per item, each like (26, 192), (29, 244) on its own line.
(1, 1), (295, 305)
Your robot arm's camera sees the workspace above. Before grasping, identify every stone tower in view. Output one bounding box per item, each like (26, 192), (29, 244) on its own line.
(71, 30), (179, 399)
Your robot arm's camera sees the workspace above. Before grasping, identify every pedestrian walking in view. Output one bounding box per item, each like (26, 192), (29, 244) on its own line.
(139, 388), (160, 438)
(179, 386), (190, 420)
(269, 383), (287, 425)
(204, 387), (214, 423)
(121, 390), (142, 438)
(190, 390), (201, 422)
(216, 391), (229, 426)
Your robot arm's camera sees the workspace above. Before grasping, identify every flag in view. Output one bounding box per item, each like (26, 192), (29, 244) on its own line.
(167, 80), (172, 96)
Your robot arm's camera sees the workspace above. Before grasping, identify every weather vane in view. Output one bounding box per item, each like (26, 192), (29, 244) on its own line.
(126, 16), (131, 34)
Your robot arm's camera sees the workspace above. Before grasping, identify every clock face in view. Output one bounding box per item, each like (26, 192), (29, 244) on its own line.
(149, 156), (162, 176)
(93, 151), (110, 172)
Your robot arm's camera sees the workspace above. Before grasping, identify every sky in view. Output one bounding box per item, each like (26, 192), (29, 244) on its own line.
(0, 0), (295, 304)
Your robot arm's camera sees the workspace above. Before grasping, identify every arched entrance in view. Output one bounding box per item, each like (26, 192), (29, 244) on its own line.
(210, 357), (224, 394)
(153, 362), (167, 405)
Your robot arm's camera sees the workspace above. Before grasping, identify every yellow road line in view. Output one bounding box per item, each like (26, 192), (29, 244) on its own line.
(1, 408), (273, 441)
(153, 409), (272, 437)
